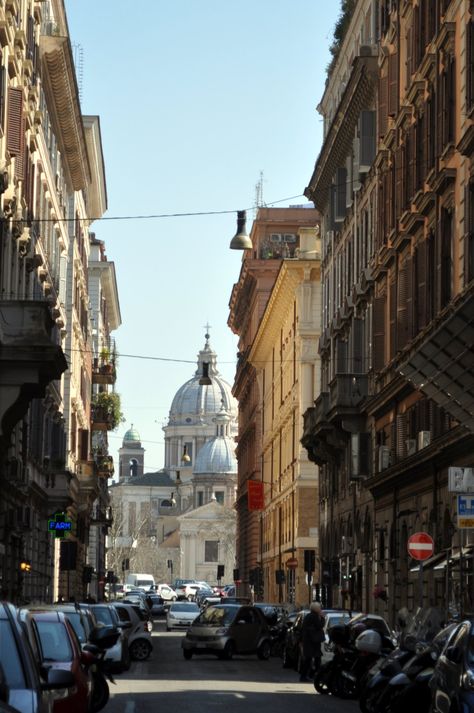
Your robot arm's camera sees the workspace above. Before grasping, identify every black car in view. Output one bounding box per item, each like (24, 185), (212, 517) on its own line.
(0, 602), (75, 713)
(430, 619), (474, 713)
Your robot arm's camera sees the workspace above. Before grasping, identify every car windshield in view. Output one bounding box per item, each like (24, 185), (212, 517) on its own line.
(63, 612), (88, 643)
(93, 607), (114, 627)
(195, 606), (237, 626)
(0, 620), (26, 688)
(36, 621), (73, 662)
(326, 613), (351, 627)
(170, 603), (199, 612)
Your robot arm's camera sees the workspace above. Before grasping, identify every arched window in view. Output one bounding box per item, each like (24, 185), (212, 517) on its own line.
(129, 458), (138, 477)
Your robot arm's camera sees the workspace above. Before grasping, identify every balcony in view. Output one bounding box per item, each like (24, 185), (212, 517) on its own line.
(76, 460), (99, 502)
(95, 454), (114, 478)
(0, 300), (67, 449)
(329, 373), (368, 414)
(92, 361), (116, 386)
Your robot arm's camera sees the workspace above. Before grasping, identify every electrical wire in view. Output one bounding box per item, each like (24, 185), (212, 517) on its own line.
(18, 193), (308, 223)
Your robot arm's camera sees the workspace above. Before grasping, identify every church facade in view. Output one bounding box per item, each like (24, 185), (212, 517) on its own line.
(107, 335), (238, 586)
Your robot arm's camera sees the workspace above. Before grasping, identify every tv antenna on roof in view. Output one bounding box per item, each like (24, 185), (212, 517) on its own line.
(254, 171), (266, 215)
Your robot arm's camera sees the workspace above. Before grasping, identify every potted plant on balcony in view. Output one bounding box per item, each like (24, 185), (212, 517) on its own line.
(92, 391), (124, 430)
(99, 347), (114, 375)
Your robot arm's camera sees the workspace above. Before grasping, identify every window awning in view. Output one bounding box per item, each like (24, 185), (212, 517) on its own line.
(410, 547), (474, 572)
(400, 291), (474, 433)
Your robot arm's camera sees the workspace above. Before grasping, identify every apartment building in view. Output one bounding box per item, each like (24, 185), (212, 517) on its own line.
(228, 207), (320, 601)
(0, 0), (119, 602)
(303, 0), (474, 619)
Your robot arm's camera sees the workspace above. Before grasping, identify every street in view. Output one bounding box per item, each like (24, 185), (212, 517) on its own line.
(106, 618), (358, 713)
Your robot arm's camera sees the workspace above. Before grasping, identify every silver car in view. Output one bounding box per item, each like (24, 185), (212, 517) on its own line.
(181, 604), (271, 660)
(166, 602), (200, 631)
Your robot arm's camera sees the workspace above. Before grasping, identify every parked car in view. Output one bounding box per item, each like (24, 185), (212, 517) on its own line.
(321, 609), (362, 663)
(430, 619), (474, 713)
(172, 578), (197, 591)
(194, 587), (218, 608)
(0, 602), (75, 713)
(110, 602), (153, 661)
(175, 582), (206, 601)
(146, 594), (166, 617)
(52, 603), (96, 649)
(166, 602), (200, 631)
(182, 604), (272, 660)
(19, 608), (92, 713)
(154, 585), (177, 602)
(86, 603), (130, 673)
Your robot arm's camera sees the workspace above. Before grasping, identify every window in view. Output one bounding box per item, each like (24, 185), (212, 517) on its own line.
(204, 540), (218, 562)
(197, 491), (204, 507)
(214, 491), (224, 505)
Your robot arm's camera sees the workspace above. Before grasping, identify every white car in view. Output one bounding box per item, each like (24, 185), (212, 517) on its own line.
(166, 601), (200, 631)
(176, 581), (209, 601)
(155, 584), (178, 601)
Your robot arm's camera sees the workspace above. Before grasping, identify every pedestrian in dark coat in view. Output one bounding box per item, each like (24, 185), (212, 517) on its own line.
(299, 601), (325, 681)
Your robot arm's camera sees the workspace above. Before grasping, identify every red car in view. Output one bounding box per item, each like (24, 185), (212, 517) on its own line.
(19, 609), (93, 713)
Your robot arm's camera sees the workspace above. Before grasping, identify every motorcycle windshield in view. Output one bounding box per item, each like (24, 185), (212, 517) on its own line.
(397, 607), (447, 650)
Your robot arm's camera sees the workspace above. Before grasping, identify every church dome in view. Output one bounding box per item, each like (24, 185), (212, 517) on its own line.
(193, 436), (237, 474)
(168, 334), (237, 426)
(123, 424), (141, 444)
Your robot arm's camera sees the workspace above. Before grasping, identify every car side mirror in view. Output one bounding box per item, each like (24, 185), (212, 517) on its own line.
(41, 668), (76, 690)
(89, 626), (120, 650)
(445, 645), (463, 664)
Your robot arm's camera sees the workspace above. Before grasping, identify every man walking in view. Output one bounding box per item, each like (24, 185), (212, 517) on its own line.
(299, 601), (325, 682)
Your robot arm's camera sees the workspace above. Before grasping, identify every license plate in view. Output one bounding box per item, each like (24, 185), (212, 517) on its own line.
(195, 642), (207, 648)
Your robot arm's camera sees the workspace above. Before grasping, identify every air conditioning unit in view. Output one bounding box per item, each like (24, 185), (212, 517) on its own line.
(405, 439), (417, 457)
(417, 431), (431, 450)
(378, 445), (391, 471)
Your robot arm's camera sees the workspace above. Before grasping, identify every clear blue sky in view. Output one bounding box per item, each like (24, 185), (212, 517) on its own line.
(65, 1), (342, 473)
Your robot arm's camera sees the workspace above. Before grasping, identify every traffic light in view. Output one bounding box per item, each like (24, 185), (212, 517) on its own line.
(275, 569), (285, 585)
(20, 561), (31, 572)
(82, 566), (93, 583)
(304, 549), (315, 573)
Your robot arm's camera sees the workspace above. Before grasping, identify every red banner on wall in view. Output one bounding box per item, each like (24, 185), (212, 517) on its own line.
(248, 480), (264, 510)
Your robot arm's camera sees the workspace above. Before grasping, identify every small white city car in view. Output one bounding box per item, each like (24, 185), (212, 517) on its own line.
(166, 601), (200, 631)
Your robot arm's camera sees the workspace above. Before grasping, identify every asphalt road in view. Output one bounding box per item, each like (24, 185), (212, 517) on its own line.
(106, 617), (359, 713)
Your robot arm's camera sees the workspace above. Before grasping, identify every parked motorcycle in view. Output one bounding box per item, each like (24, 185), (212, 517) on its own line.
(359, 608), (455, 713)
(85, 626), (121, 713)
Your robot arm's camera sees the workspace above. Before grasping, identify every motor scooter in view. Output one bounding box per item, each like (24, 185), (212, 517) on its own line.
(84, 626), (121, 713)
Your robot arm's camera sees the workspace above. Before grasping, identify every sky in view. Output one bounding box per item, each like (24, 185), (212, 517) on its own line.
(65, 1), (342, 474)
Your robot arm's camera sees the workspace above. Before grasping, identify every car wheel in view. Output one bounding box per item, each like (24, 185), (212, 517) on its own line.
(183, 649), (193, 660)
(257, 640), (271, 660)
(220, 641), (235, 660)
(130, 639), (152, 661)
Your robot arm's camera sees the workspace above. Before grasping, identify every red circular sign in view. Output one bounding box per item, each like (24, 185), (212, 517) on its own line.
(407, 532), (434, 561)
(286, 557), (298, 569)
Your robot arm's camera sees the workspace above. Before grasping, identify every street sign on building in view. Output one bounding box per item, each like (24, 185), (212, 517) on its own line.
(247, 480), (264, 510)
(457, 495), (474, 529)
(449, 467), (474, 493)
(407, 532), (434, 561)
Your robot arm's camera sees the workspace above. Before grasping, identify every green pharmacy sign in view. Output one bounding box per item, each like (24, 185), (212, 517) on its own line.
(48, 512), (72, 538)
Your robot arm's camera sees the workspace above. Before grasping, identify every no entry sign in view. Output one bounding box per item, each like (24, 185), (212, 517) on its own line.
(407, 532), (434, 561)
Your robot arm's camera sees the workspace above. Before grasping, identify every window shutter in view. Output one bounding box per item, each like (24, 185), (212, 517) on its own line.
(360, 111), (376, 168)
(379, 69), (388, 137)
(468, 21), (474, 111)
(373, 295), (386, 371)
(396, 413), (407, 459)
(389, 274), (397, 359)
(388, 51), (399, 116)
(397, 264), (408, 349)
(447, 55), (455, 144)
(394, 145), (403, 223)
(335, 167), (347, 221)
(405, 254), (413, 342)
(406, 26), (413, 87)
(7, 87), (23, 154)
(79, 429), (89, 462)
